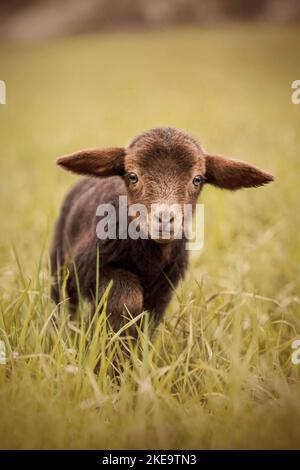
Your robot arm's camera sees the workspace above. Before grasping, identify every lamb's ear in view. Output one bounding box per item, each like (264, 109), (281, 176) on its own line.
(56, 147), (126, 177)
(204, 154), (274, 190)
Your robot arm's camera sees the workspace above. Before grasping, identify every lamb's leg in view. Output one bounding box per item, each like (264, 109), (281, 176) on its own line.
(96, 267), (144, 338)
(91, 267), (145, 372)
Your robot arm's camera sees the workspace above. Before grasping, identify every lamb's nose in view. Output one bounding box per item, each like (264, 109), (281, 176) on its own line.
(157, 213), (175, 224)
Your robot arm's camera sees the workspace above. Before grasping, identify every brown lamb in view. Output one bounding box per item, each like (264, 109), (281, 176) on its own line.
(51, 127), (274, 333)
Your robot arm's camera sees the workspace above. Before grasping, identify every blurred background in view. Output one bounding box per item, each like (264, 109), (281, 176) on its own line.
(1, 0), (300, 41)
(1, 0), (300, 451)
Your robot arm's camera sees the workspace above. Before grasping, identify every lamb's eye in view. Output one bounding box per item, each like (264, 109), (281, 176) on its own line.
(128, 172), (138, 184)
(193, 175), (202, 187)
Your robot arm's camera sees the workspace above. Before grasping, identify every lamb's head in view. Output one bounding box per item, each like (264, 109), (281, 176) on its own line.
(57, 127), (274, 243)
(123, 128), (205, 242)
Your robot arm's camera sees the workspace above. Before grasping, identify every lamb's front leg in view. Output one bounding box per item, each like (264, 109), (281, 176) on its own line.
(144, 254), (189, 324)
(96, 267), (144, 337)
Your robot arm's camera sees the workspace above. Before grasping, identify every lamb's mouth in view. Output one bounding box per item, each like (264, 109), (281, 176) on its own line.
(152, 237), (175, 244)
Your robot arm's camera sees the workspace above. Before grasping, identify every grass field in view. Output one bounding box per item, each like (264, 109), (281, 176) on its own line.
(0, 24), (300, 449)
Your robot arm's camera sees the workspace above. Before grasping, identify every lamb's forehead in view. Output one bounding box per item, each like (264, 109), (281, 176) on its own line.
(128, 127), (202, 151)
(126, 127), (205, 171)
